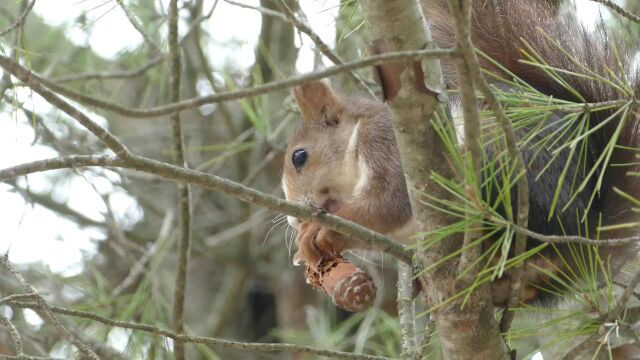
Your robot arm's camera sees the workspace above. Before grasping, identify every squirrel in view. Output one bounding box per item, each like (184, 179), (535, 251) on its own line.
(282, 0), (640, 306)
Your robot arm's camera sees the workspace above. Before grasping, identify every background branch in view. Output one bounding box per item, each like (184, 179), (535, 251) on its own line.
(0, 155), (414, 264)
(5, 301), (392, 360)
(0, 49), (454, 118)
(168, 1), (191, 358)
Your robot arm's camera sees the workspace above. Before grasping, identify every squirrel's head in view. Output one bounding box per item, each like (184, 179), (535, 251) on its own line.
(282, 81), (375, 227)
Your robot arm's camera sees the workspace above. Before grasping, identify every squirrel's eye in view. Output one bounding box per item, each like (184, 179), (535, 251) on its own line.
(292, 149), (308, 171)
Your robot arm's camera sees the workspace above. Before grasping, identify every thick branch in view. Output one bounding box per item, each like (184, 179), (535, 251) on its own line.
(449, 0), (484, 281)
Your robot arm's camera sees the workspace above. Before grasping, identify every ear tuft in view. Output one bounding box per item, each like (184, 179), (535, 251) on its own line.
(291, 80), (339, 122)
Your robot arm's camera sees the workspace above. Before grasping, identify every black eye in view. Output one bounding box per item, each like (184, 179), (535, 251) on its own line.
(292, 149), (308, 171)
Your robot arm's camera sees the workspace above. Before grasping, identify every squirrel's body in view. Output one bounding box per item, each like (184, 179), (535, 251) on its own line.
(283, 0), (640, 305)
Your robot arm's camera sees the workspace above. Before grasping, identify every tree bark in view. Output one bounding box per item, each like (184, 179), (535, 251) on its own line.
(359, 0), (509, 358)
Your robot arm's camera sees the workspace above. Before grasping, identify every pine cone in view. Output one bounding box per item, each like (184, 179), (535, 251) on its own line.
(305, 256), (376, 312)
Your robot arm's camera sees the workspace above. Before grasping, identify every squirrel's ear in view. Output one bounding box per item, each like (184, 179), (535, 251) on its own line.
(291, 80), (339, 122)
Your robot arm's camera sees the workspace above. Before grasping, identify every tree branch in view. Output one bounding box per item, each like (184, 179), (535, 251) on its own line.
(0, 155), (414, 264)
(0, 49), (454, 118)
(0, 0), (35, 37)
(446, 3), (530, 333)
(591, 0), (640, 24)
(168, 2), (191, 358)
(118, 0), (162, 53)
(0, 312), (23, 356)
(6, 301), (392, 360)
(397, 261), (416, 359)
(0, 255), (99, 360)
(52, 56), (164, 83)
(275, 0), (375, 97)
(449, 0), (484, 281)
(0, 56), (132, 159)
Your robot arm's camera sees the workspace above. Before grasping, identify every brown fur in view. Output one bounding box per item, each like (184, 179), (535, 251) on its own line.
(284, 0), (640, 306)
(423, 0), (640, 303)
(284, 82), (412, 267)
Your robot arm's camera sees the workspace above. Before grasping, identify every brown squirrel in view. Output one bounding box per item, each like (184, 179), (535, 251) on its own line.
(282, 0), (640, 306)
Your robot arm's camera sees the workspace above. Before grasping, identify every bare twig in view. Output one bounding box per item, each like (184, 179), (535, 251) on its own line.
(224, 0), (288, 21)
(413, 318), (434, 360)
(608, 266), (640, 323)
(0, 313), (23, 356)
(0, 293), (37, 304)
(591, 0), (640, 23)
(0, 0), (35, 37)
(276, 0), (375, 97)
(6, 301), (392, 360)
(0, 49), (455, 118)
(118, 0), (162, 53)
(0, 255), (100, 359)
(168, 2), (191, 358)
(53, 56), (164, 83)
(181, 0), (219, 40)
(111, 212), (174, 297)
(0, 56), (131, 159)
(508, 223), (638, 246)
(449, 0), (484, 280)
(0, 155), (414, 263)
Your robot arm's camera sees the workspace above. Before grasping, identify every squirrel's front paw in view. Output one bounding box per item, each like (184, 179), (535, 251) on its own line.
(314, 226), (347, 256)
(294, 222), (322, 268)
(294, 222), (347, 269)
